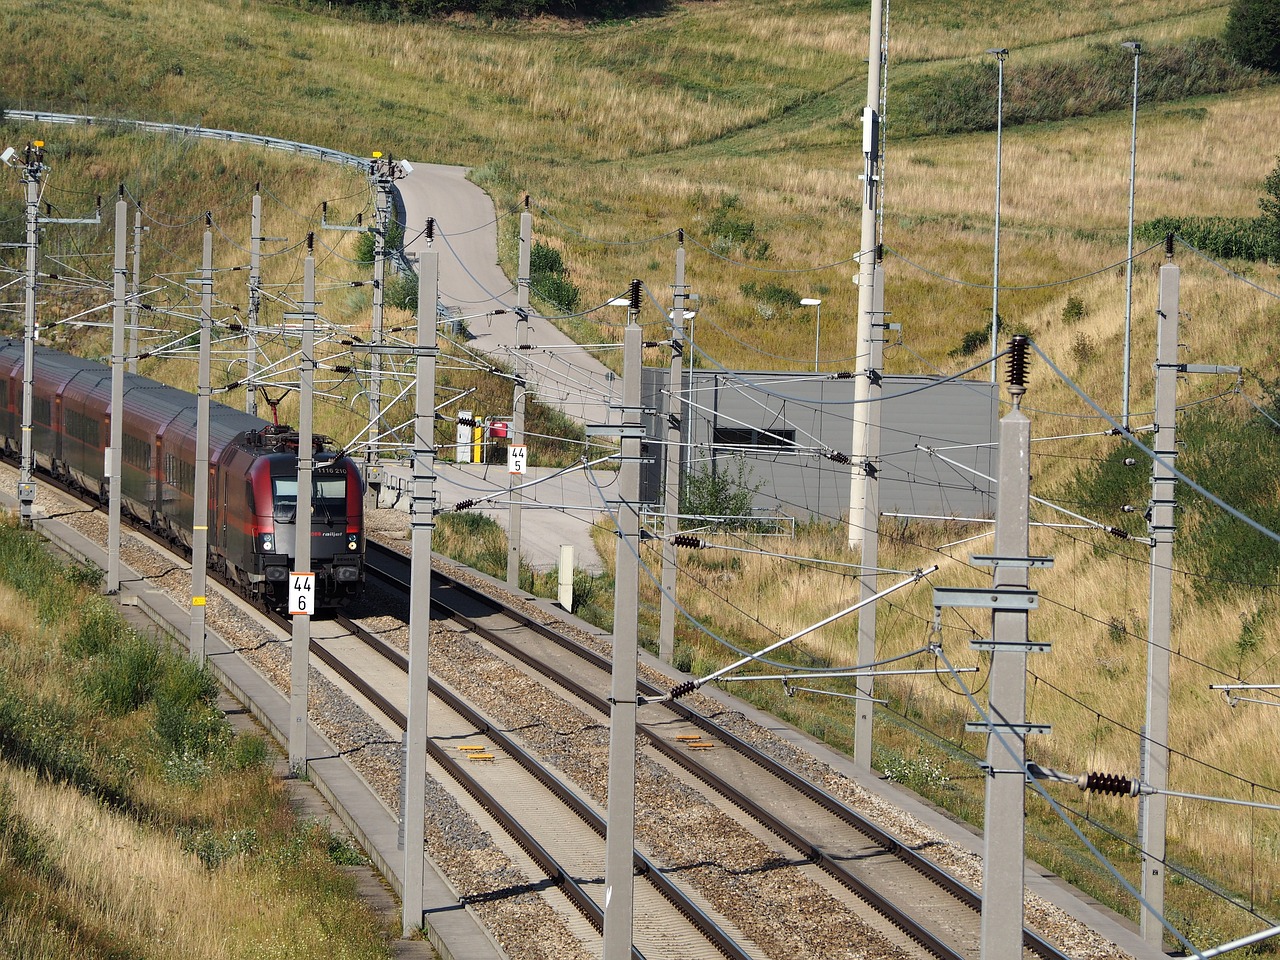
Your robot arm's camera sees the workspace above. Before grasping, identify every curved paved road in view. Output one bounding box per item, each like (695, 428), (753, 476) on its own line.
(394, 164), (614, 572)
(397, 164), (618, 428)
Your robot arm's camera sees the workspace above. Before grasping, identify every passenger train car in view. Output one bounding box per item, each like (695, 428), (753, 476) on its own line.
(0, 338), (364, 608)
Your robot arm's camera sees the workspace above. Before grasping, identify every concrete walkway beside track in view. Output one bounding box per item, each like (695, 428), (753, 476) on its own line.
(375, 458), (609, 574)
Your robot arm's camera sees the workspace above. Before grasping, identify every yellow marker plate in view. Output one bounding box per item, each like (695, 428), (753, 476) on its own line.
(466, 754), (495, 761)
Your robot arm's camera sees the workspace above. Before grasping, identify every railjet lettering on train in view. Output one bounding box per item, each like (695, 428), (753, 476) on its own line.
(0, 338), (365, 609)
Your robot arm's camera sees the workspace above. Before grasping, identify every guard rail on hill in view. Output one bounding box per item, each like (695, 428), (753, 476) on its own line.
(4, 109), (371, 170)
(3, 109), (417, 276)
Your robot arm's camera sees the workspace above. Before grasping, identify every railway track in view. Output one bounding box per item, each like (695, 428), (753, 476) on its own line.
(358, 540), (1071, 960)
(305, 615), (755, 960)
(9, 461), (1127, 960)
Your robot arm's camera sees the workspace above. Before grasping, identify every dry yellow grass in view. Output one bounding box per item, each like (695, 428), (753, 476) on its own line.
(0, 762), (369, 960)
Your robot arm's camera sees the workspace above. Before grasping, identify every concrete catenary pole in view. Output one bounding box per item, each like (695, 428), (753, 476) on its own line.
(658, 230), (688, 663)
(368, 156), (392, 467)
(1121, 41), (1142, 430)
(402, 229), (438, 935)
(849, 0), (885, 549)
(128, 204), (142, 374)
(602, 280), (643, 960)
(190, 217), (214, 662)
(289, 234), (318, 775)
(107, 191), (127, 595)
(508, 206), (531, 588)
(18, 141), (45, 529)
(979, 335), (1034, 960)
(1140, 257), (1178, 949)
(852, 263), (885, 772)
(246, 186), (262, 417)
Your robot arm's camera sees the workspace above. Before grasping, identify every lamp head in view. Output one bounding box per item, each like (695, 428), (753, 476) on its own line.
(986, 47), (1009, 59)
(0, 147), (14, 168)
(800, 298), (822, 306)
(1121, 40), (1141, 53)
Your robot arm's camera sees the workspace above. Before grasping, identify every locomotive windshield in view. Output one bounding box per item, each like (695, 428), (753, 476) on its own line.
(272, 475), (348, 522)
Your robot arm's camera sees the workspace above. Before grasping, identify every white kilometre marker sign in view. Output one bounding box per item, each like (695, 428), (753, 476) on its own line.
(290, 572), (316, 616)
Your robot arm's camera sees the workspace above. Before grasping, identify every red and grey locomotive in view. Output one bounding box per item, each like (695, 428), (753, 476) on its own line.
(0, 337), (364, 608)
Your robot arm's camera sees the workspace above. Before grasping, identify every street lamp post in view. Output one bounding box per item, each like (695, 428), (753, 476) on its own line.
(801, 297), (822, 371)
(987, 48), (1009, 384)
(1121, 40), (1141, 430)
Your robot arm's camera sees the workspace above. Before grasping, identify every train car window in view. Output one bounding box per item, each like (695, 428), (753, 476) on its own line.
(123, 433), (151, 469)
(66, 410), (101, 446)
(34, 397), (51, 425)
(164, 454), (195, 494)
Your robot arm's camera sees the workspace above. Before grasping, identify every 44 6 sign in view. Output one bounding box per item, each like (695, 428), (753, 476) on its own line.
(290, 572), (315, 616)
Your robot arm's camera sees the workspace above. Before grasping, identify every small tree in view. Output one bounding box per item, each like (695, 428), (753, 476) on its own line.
(680, 454), (762, 522)
(353, 219), (406, 265)
(1224, 0), (1280, 72)
(1260, 155), (1280, 261)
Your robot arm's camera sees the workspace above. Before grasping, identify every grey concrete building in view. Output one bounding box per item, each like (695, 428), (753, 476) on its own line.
(640, 368), (998, 524)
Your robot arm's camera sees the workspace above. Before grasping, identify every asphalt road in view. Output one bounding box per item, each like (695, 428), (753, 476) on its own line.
(387, 164), (617, 572)
(395, 164), (618, 428)
(376, 459), (611, 573)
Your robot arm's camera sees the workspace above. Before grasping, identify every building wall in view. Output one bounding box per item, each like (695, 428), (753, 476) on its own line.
(641, 368), (998, 522)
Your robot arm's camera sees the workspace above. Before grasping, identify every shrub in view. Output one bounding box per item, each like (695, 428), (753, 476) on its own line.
(227, 733), (269, 771)
(83, 632), (163, 716)
(740, 281), (801, 311)
(67, 594), (129, 658)
(529, 240), (566, 277)
(1062, 296), (1086, 324)
(893, 38), (1263, 140)
(703, 194), (771, 261)
(681, 454), (761, 521)
(532, 272), (580, 313)
(950, 326), (990, 359)
(1224, 0), (1280, 72)
(154, 657), (228, 778)
(385, 271), (418, 310)
(529, 240), (580, 312)
(353, 219), (405, 265)
(1070, 333), (1096, 364)
(1260, 156), (1280, 260)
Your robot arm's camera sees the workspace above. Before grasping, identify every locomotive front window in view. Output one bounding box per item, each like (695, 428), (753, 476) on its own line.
(272, 478), (298, 520)
(315, 477), (347, 511)
(272, 476), (347, 521)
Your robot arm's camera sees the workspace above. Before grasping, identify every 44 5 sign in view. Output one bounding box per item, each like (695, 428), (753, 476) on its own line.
(290, 572), (315, 616)
(508, 443), (528, 475)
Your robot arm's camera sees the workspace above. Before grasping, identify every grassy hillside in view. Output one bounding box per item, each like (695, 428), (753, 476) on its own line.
(3, 0), (1280, 952)
(0, 519), (395, 958)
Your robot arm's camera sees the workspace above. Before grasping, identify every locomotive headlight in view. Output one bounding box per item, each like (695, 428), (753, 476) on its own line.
(347, 534), (359, 551)
(258, 533), (275, 553)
